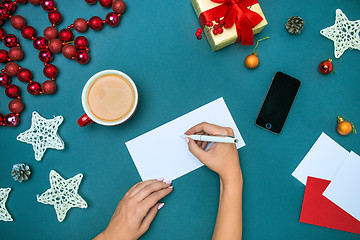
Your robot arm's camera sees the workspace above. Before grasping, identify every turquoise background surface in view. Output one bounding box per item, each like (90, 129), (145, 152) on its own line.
(1, 0), (360, 239)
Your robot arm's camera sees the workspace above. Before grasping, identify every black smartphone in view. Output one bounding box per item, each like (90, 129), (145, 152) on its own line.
(255, 72), (301, 134)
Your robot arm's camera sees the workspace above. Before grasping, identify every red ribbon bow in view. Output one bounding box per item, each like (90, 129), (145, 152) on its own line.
(199, 0), (263, 45)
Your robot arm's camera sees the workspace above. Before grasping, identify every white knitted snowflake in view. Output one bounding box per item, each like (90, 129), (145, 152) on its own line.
(0, 188), (13, 222)
(320, 9), (360, 58)
(37, 170), (88, 222)
(17, 111), (64, 161)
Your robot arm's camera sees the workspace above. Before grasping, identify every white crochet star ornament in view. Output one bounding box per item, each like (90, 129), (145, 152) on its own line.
(0, 188), (13, 222)
(37, 170), (88, 222)
(17, 111), (64, 161)
(320, 9), (360, 58)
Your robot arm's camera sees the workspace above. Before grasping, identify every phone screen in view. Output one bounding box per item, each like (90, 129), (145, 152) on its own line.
(255, 72), (301, 134)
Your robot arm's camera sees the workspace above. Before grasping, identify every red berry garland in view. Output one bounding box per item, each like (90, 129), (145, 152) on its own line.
(0, 0), (127, 127)
(194, 17), (229, 40)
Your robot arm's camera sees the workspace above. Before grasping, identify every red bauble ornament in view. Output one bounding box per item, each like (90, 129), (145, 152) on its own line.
(0, 113), (4, 126)
(27, 81), (41, 95)
(48, 10), (62, 25)
(76, 50), (90, 64)
(4, 113), (20, 127)
(41, 80), (57, 95)
(41, 0), (56, 11)
(3, 34), (18, 47)
(28, 0), (41, 5)
(0, 72), (11, 86)
(43, 64), (58, 78)
(74, 36), (88, 49)
(112, 0), (126, 14)
(17, 68), (32, 82)
(319, 59), (333, 74)
(106, 12), (120, 27)
(0, 49), (9, 63)
(85, 0), (97, 4)
(0, 28), (6, 39)
(2, 1), (16, 13)
(59, 28), (73, 42)
(8, 99), (24, 113)
(17, 0), (28, 4)
(43, 26), (58, 40)
(89, 16), (103, 31)
(73, 18), (88, 32)
(0, 7), (9, 20)
(10, 15), (26, 30)
(99, 0), (112, 8)
(39, 49), (53, 62)
(5, 62), (19, 76)
(21, 25), (37, 39)
(49, 38), (63, 53)
(33, 36), (47, 50)
(8, 47), (24, 61)
(62, 44), (76, 59)
(5, 84), (20, 98)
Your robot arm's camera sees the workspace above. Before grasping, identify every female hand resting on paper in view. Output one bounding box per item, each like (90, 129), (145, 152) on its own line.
(93, 179), (173, 240)
(185, 122), (243, 240)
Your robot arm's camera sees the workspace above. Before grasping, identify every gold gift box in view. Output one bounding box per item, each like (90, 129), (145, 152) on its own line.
(191, 0), (268, 51)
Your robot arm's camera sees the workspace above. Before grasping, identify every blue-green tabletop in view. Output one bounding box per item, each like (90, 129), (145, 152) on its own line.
(1, 0), (360, 239)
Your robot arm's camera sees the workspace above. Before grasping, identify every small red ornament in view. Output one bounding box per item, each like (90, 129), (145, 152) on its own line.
(5, 84), (21, 98)
(17, 0), (28, 4)
(5, 62), (19, 76)
(8, 47), (24, 61)
(21, 25), (37, 39)
(49, 38), (63, 53)
(28, 0), (41, 5)
(2, 1), (16, 13)
(17, 68), (32, 82)
(43, 26), (58, 40)
(0, 113), (4, 126)
(41, 80), (57, 95)
(41, 0), (56, 11)
(43, 64), (58, 78)
(73, 18), (88, 32)
(59, 28), (73, 42)
(62, 44), (76, 59)
(99, 0), (112, 8)
(33, 36), (47, 50)
(74, 36), (88, 49)
(318, 59), (333, 74)
(0, 72), (11, 86)
(0, 49), (9, 63)
(112, 0), (126, 14)
(0, 7), (9, 20)
(76, 50), (90, 64)
(106, 12), (120, 27)
(3, 34), (18, 47)
(27, 81), (41, 95)
(0, 28), (6, 39)
(4, 113), (20, 127)
(89, 16), (103, 31)
(48, 10), (62, 25)
(85, 0), (97, 4)
(10, 15), (26, 30)
(8, 99), (24, 113)
(39, 49), (54, 63)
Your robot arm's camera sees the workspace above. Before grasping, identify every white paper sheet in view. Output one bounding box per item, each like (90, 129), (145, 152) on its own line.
(323, 151), (360, 221)
(291, 132), (349, 185)
(125, 97), (245, 181)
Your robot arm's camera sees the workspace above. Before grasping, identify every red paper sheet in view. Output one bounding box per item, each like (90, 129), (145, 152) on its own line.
(300, 176), (360, 234)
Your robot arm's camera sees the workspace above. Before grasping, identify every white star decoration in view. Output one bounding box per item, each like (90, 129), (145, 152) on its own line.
(37, 170), (88, 222)
(320, 9), (360, 58)
(0, 188), (13, 222)
(17, 111), (64, 161)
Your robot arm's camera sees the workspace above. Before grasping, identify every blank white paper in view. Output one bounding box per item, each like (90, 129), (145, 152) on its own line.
(291, 132), (349, 185)
(125, 97), (245, 181)
(323, 151), (360, 221)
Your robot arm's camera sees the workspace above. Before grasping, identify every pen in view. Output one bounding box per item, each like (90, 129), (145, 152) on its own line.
(180, 134), (239, 144)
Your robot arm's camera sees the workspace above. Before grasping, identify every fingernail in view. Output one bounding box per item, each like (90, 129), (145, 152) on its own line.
(165, 180), (172, 184)
(157, 178), (164, 181)
(168, 186), (174, 189)
(158, 203), (165, 210)
(185, 137), (189, 143)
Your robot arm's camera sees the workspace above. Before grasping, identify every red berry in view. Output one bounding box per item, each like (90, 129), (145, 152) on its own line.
(224, 23), (229, 29)
(214, 25), (218, 30)
(218, 28), (223, 34)
(206, 21), (211, 26)
(195, 32), (201, 37)
(197, 28), (202, 33)
(219, 20), (224, 25)
(213, 29), (218, 35)
(197, 35), (202, 40)
(215, 17), (220, 23)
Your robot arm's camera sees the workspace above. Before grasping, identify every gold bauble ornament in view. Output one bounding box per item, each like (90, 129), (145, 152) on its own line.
(337, 116), (356, 135)
(244, 52), (259, 69)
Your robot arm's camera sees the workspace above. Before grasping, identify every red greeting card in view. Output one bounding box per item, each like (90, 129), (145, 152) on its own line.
(300, 176), (360, 234)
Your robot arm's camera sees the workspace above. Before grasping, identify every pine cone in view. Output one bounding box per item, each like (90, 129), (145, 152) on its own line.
(11, 163), (31, 182)
(285, 16), (305, 34)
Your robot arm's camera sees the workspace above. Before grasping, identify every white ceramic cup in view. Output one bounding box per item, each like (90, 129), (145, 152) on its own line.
(77, 70), (138, 127)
